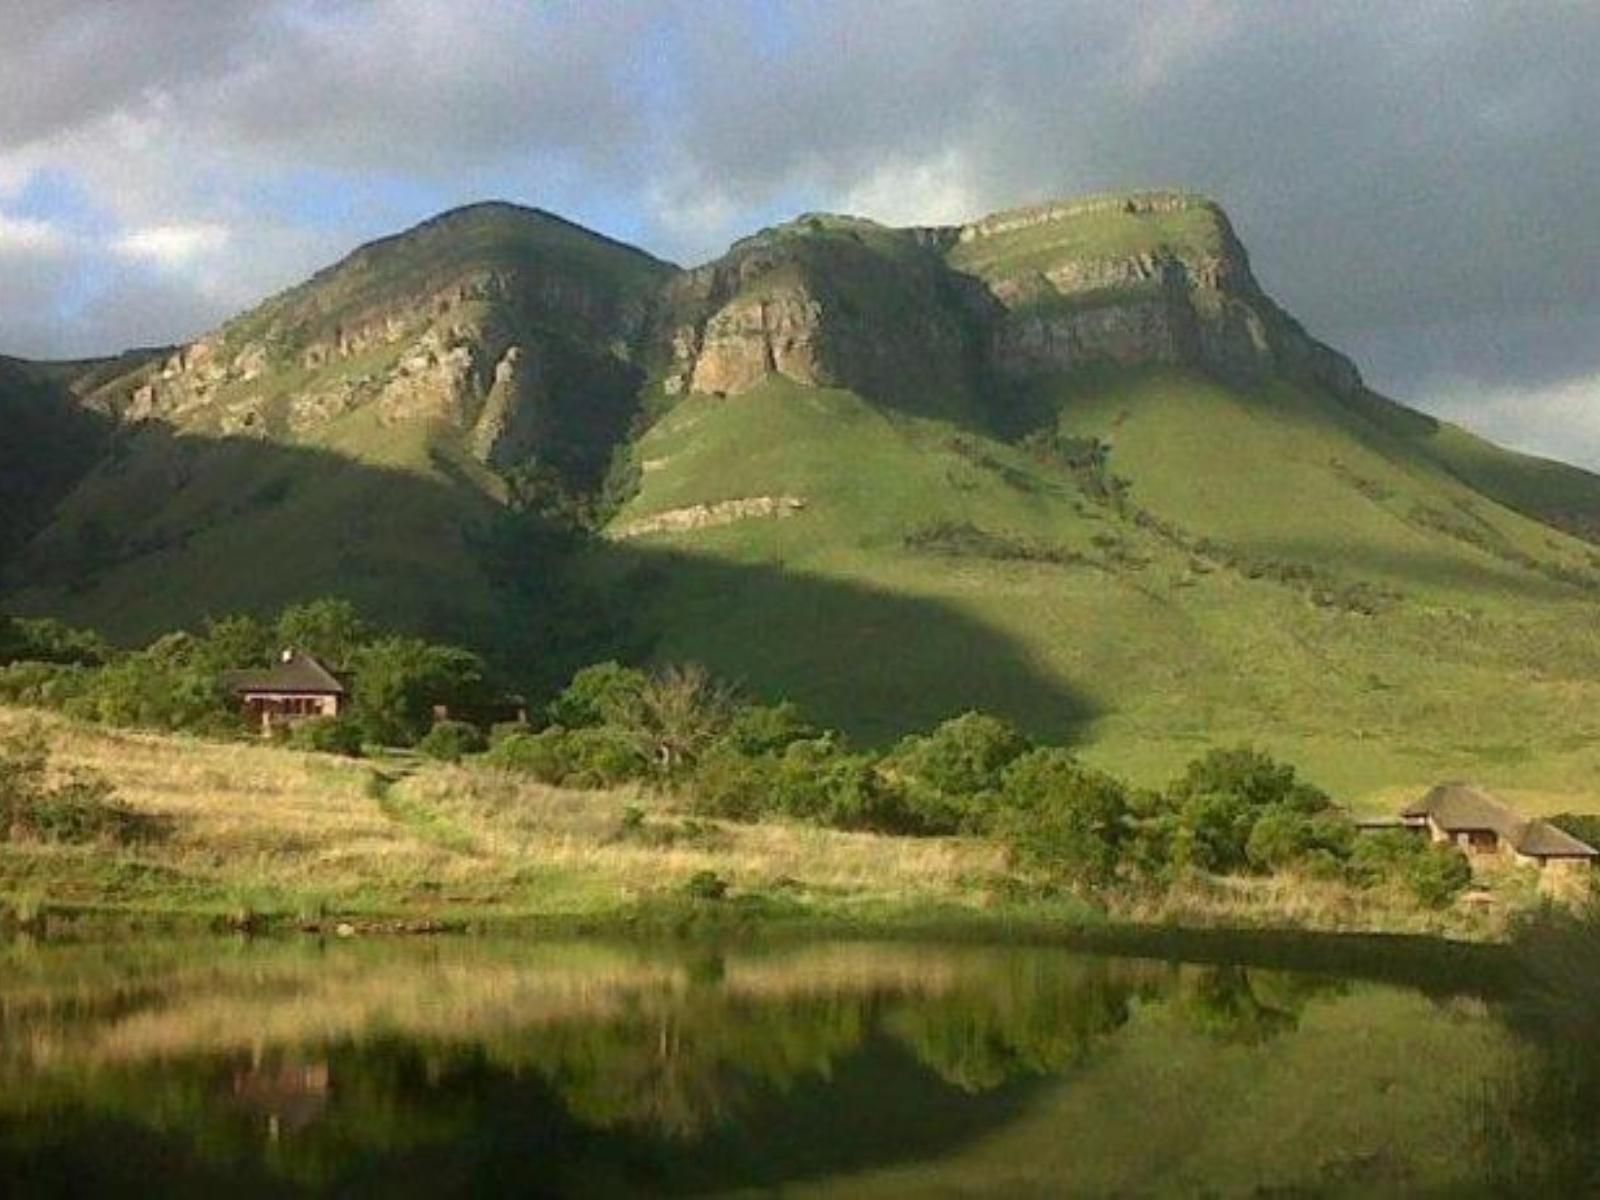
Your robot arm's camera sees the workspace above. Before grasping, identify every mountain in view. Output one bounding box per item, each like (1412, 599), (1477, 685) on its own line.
(8, 191), (1600, 797)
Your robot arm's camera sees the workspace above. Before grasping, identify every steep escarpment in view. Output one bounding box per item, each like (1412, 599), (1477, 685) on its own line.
(115, 202), (676, 489)
(654, 193), (1372, 433)
(945, 191), (1365, 399)
(654, 215), (994, 421)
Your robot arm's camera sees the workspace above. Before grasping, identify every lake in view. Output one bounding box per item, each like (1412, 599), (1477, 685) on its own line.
(0, 933), (1572, 1197)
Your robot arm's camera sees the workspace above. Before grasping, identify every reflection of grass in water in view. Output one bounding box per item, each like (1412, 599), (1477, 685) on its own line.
(0, 938), (1523, 1196)
(1480, 905), (1600, 1192)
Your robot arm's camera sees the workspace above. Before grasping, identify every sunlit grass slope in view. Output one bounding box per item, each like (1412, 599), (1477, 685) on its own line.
(612, 369), (1600, 804)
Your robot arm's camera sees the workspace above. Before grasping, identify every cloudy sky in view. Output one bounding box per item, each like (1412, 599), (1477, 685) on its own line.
(2, 1), (1598, 463)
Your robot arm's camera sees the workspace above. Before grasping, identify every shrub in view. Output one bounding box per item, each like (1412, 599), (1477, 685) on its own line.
(482, 727), (645, 788)
(417, 719), (488, 763)
(546, 662), (648, 729)
(489, 719), (536, 745)
(769, 737), (916, 832)
(0, 661), (87, 707)
(610, 663), (738, 777)
(351, 637), (491, 746)
(683, 870), (729, 901)
(484, 730), (570, 783)
(0, 616), (112, 667)
(0, 728), (154, 845)
(884, 711), (1031, 832)
(889, 712), (1031, 801)
(998, 748), (1131, 885)
(1405, 844), (1474, 909)
(1245, 809), (1356, 873)
(722, 701), (817, 756)
(559, 727), (649, 787)
(286, 716), (365, 757)
(690, 746), (778, 821)
(1169, 746), (1329, 814)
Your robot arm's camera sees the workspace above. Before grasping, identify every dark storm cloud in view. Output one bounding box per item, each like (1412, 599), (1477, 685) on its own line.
(0, 0), (1596, 457)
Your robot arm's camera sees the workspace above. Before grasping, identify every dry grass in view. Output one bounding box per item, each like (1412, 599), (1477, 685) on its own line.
(0, 706), (1004, 921)
(0, 706), (1558, 938)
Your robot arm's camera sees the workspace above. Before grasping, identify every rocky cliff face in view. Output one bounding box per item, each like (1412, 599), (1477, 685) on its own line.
(659, 192), (1369, 415)
(946, 192), (1365, 399)
(655, 215), (993, 420)
(112, 203), (672, 489)
(67, 192), (1373, 501)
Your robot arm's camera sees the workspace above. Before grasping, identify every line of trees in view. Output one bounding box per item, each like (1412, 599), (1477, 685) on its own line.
(482, 662), (1474, 908)
(0, 607), (1475, 906)
(0, 600), (494, 751)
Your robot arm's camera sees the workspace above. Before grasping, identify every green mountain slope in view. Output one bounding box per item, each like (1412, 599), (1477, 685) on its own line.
(3, 204), (675, 646)
(8, 190), (1600, 802)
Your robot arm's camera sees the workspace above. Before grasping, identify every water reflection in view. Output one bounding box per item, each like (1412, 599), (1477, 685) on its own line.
(0, 936), (1522, 1196)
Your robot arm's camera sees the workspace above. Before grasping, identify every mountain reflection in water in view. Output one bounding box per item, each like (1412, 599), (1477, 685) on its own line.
(0, 936), (1531, 1197)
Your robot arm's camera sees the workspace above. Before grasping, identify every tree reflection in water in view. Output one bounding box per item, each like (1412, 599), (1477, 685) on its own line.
(0, 936), (1512, 1197)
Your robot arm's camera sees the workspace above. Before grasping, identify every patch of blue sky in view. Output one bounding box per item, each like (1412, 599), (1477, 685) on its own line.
(8, 168), (115, 237)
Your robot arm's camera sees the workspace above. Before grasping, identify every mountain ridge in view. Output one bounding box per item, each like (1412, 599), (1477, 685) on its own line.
(7, 189), (1600, 797)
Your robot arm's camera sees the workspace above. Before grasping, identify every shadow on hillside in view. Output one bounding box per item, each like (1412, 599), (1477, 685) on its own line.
(2, 423), (1096, 745)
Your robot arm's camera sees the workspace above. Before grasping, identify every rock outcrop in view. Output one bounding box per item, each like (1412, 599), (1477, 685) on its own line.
(113, 203), (672, 490)
(658, 191), (1369, 413)
(79, 191), (1375, 501)
(610, 495), (807, 539)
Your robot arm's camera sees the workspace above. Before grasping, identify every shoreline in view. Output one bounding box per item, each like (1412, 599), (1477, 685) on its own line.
(0, 893), (1513, 996)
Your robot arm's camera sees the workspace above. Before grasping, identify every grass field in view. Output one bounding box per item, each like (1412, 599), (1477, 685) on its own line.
(610, 367), (1600, 805)
(0, 707), (1575, 940)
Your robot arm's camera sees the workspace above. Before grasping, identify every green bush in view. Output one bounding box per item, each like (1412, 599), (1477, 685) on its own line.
(887, 712), (1031, 816)
(482, 727), (645, 788)
(546, 662), (648, 729)
(769, 737), (916, 832)
(351, 637), (491, 746)
(1404, 844), (1474, 909)
(0, 661), (87, 707)
(998, 748), (1130, 885)
(0, 728), (155, 845)
(489, 719), (536, 745)
(0, 616), (112, 667)
(1245, 809), (1356, 873)
(484, 730), (571, 783)
(1169, 746), (1329, 814)
(285, 716), (365, 757)
(417, 719), (488, 763)
(683, 869), (729, 900)
(722, 701), (818, 756)
(690, 746), (778, 821)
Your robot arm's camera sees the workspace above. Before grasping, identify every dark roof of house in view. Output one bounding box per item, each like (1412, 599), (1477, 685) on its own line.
(1516, 821), (1600, 859)
(225, 650), (347, 696)
(1403, 784), (1520, 835)
(1403, 783), (1599, 859)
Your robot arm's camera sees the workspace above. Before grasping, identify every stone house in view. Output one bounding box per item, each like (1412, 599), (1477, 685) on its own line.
(226, 649), (349, 735)
(1401, 783), (1598, 873)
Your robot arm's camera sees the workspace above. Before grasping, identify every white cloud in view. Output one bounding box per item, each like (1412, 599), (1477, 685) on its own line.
(113, 223), (231, 268)
(1420, 374), (1600, 471)
(0, 213), (69, 254)
(836, 148), (989, 229)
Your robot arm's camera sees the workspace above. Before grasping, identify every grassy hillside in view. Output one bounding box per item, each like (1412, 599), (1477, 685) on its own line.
(8, 192), (1600, 819)
(610, 367), (1600, 803)
(0, 707), (1545, 938)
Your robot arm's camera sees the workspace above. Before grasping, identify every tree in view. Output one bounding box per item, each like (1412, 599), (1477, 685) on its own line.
(276, 598), (370, 666)
(612, 663), (737, 776)
(199, 614), (274, 670)
(352, 638), (489, 746)
(998, 748), (1130, 885)
(546, 662), (648, 729)
(886, 711), (1031, 832)
(1169, 746), (1329, 814)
